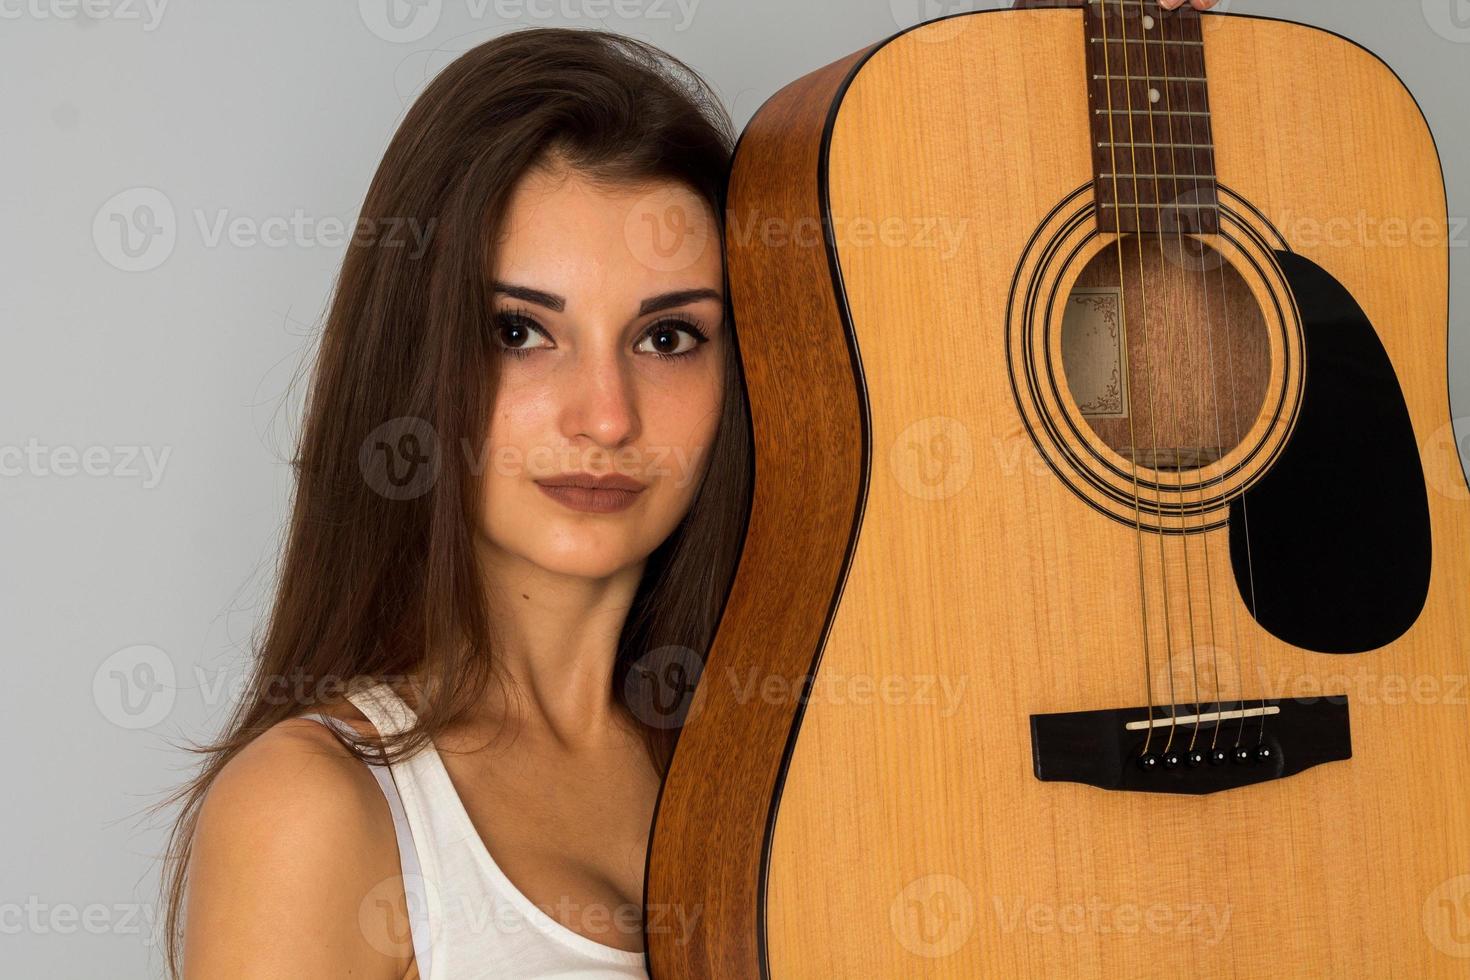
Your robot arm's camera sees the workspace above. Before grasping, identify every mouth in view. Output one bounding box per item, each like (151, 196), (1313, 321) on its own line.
(533, 479), (646, 514)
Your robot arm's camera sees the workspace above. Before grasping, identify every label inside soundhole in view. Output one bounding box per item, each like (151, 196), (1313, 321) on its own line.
(1061, 286), (1129, 420)
(1060, 233), (1271, 473)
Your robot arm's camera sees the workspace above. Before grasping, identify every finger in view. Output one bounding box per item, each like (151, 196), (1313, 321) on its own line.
(1157, 0), (1184, 8)
(1191, 0), (1219, 8)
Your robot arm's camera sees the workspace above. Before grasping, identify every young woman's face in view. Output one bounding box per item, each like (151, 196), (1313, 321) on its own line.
(478, 164), (726, 581)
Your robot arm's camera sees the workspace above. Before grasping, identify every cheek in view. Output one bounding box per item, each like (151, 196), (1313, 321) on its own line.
(645, 363), (724, 491)
(485, 372), (553, 454)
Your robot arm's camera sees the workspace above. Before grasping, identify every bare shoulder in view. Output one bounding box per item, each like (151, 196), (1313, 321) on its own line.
(183, 703), (413, 979)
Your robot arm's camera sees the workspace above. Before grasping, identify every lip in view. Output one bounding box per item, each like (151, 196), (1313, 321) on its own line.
(535, 472), (648, 492)
(534, 472), (647, 514)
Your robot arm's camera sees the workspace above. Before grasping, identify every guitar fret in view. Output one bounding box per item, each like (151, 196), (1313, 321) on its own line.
(1091, 38), (1203, 46)
(1096, 202), (1216, 209)
(1084, 0), (1216, 234)
(1095, 109), (1210, 116)
(1093, 75), (1207, 83)
(1099, 173), (1216, 180)
(1099, 141), (1214, 149)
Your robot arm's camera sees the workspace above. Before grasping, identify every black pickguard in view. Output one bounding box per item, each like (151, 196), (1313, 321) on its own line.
(1228, 250), (1432, 654)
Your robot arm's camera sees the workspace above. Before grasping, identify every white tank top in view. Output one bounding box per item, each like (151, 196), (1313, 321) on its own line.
(300, 681), (650, 979)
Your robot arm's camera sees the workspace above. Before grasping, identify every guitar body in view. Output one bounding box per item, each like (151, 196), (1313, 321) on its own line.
(647, 7), (1470, 978)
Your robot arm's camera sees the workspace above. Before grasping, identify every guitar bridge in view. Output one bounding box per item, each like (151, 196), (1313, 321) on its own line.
(1030, 697), (1351, 795)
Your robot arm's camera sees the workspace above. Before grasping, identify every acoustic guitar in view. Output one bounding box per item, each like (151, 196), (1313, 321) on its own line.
(646, 2), (1470, 977)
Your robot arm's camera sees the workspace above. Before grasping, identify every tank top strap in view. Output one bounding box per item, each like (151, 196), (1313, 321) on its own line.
(345, 681), (466, 817)
(345, 678), (420, 737)
(296, 683), (439, 978)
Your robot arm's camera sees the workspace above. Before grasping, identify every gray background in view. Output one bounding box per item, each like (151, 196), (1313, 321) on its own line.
(1, 1), (1466, 976)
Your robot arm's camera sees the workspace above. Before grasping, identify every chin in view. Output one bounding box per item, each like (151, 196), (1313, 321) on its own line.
(529, 547), (635, 581)
(480, 523), (647, 581)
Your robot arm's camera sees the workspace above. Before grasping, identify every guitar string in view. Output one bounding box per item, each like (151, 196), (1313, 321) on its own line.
(1150, 1), (1220, 755)
(1111, 0), (1181, 758)
(1102, 0), (1177, 753)
(1097, 0), (1159, 755)
(1129, 0), (1205, 758)
(1165, 3), (1240, 754)
(1186, 9), (1271, 748)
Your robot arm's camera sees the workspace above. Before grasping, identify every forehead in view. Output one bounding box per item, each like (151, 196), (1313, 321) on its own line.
(491, 165), (722, 306)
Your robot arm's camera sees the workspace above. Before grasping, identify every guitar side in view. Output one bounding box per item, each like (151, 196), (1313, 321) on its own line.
(648, 8), (1470, 979)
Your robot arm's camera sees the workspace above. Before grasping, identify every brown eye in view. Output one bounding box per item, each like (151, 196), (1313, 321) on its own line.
(635, 318), (709, 360)
(494, 311), (553, 358)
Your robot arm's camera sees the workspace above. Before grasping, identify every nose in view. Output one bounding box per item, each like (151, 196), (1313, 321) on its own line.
(559, 341), (640, 451)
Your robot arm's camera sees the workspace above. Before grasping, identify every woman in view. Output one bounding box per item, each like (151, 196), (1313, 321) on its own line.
(163, 2), (1221, 975)
(162, 27), (750, 979)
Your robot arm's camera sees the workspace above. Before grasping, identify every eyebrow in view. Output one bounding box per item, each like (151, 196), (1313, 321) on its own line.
(491, 282), (722, 317)
(492, 282), (564, 312)
(638, 288), (722, 315)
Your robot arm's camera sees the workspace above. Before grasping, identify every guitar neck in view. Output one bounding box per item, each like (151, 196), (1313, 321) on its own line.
(1084, 0), (1220, 233)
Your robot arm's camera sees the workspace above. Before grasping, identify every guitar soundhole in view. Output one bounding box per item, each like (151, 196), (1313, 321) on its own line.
(1060, 234), (1271, 473)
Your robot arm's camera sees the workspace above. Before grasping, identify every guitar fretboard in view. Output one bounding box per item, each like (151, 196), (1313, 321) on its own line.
(1084, 0), (1219, 234)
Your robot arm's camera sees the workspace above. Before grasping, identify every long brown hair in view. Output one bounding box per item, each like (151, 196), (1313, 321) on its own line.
(154, 27), (750, 977)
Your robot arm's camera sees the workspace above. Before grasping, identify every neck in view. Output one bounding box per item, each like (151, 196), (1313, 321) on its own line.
(414, 536), (648, 750)
(1085, 0), (1219, 234)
